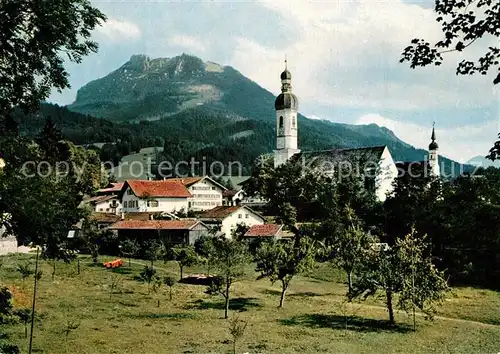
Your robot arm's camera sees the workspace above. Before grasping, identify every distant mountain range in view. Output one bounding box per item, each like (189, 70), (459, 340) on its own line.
(466, 155), (500, 168)
(16, 53), (472, 176)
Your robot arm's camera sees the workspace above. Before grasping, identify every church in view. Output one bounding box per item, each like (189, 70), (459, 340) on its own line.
(272, 62), (440, 202)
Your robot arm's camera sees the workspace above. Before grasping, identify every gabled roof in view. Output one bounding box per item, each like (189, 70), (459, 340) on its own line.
(165, 176), (227, 190)
(84, 195), (118, 205)
(97, 183), (124, 194)
(109, 219), (205, 230)
(201, 205), (265, 221)
(165, 177), (203, 187)
(121, 180), (192, 198)
(244, 224), (283, 237)
(222, 190), (238, 198)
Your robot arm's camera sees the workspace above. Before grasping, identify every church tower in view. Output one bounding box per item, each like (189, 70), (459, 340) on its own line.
(274, 59), (300, 168)
(428, 123), (440, 176)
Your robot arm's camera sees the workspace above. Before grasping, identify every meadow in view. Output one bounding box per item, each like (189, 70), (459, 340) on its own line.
(1, 253), (499, 354)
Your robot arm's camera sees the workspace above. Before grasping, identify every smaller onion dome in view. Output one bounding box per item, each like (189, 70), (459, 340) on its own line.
(429, 125), (438, 150)
(275, 93), (298, 110)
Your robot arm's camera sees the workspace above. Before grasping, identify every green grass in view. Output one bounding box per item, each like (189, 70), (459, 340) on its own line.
(1, 253), (499, 353)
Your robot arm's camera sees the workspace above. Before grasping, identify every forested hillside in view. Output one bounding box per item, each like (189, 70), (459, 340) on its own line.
(14, 102), (469, 176)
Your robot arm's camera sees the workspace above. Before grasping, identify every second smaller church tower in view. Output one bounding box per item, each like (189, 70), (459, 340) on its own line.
(428, 123), (440, 176)
(274, 60), (300, 168)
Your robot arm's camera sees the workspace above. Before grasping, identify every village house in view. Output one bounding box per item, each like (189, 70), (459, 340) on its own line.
(96, 182), (124, 195)
(83, 195), (122, 214)
(109, 219), (209, 245)
(164, 176), (226, 211)
(200, 205), (265, 238)
(243, 224), (293, 241)
(120, 180), (191, 213)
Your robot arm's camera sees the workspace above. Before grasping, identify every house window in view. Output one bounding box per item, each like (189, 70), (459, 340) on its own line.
(279, 116), (283, 129)
(292, 116), (296, 128)
(238, 214), (242, 219)
(212, 187), (216, 190)
(127, 189), (133, 195)
(147, 200), (159, 207)
(245, 214), (249, 219)
(124, 201), (128, 208)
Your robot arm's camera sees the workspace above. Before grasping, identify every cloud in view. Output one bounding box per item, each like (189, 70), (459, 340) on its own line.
(231, 0), (496, 112)
(356, 113), (498, 163)
(168, 35), (206, 54)
(96, 18), (141, 41)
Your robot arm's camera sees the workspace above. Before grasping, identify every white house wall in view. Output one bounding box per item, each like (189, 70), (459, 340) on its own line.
(221, 208), (264, 239)
(188, 179), (224, 211)
(121, 187), (189, 213)
(95, 199), (122, 215)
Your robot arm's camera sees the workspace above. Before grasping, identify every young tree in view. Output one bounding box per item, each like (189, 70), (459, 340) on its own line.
(326, 225), (371, 299)
(16, 262), (34, 287)
(255, 236), (316, 308)
(139, 266), (157, 295)
(206, 237), (250, 319)
(170, 245), (198, 281)
(14, 309), (31, 338)
(227, 314), (248, 354)
(120, 239), (139, 268)
(164, 276), (177, 301)
(352, 230), (449, 325)
(194, 234), (216, 276)
(143, 239), (164, 268)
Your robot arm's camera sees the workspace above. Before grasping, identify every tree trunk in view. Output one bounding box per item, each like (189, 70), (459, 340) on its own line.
(157, 299), (160, 307)
(128, 257), (131, 268)
(279, 280), (288, 308)
(169, 287), (172, 300)
(233, 339), (237, 354)
(224, 284), (230, 319)
(386, 289), (395, 324)
(77, 258), (80, 275)
(29, 248), (40, 354)
(347, 271), (353, 301)
(180, 265), (183, 281)
(24, 322), (28, 338)
(52, 260), (56, 280)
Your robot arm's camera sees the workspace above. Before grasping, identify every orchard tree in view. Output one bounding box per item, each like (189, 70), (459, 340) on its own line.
(0, 0), (106, 115)
(255, 236), (316, 308)
(170, 245), (199, 281)
(399, 0), (499, 158)
(120, 239), (139, 268)
(206, 237), (250, 319)
(194, 234), (216, 276)
(326, 225), (371, 299)
(353, 230), (449, 325)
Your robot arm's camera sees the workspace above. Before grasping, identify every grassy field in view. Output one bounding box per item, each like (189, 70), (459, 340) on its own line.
(1, 253), (499, 354)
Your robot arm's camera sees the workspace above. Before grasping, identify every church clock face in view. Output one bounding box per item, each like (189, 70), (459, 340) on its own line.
(277, 139), (285, 149)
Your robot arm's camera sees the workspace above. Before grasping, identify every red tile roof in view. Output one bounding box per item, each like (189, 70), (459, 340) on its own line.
(109, 219), (201, 230)
(245, 224), (283, 237)
(98, 183), (124, 194)
(201, 205), (242, 219)
(125, 180), (192, 198)
(84, 195), (118, 204)
(91, 213), (121, 223)
(165, 177), (203, 187)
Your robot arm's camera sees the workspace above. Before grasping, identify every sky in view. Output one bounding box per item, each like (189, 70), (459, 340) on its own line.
(48, 0), (499, 163)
